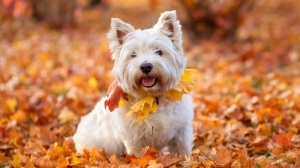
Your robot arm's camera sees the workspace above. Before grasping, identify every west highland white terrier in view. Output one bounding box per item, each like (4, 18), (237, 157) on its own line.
(73, 11), (194, 157)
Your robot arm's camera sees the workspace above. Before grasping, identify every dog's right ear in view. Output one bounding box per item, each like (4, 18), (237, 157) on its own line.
(108, 18), (134, 58)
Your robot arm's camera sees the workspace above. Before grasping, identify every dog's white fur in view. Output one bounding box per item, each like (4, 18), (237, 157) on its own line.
(73, 11), (194, 157)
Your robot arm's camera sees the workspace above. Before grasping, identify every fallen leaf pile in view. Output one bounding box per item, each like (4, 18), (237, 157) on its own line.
(1, 0), (300, 167)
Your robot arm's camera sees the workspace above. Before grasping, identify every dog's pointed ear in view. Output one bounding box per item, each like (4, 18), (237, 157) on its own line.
(108, 18), (134, 56)
(153, 11), (182, 50)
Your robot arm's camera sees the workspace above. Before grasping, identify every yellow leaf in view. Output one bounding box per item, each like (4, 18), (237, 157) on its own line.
(137, 109), (149, 121)
(166, 89), (184, 101)
(6, 98), (17, 113)
(202, 159), (215, 167)
(118, 98), (126, 108)
(88, 77), (98, 88)
(129, 96), (158, 121)
(71, 153), (86, 165)
(10, 153), (21, 168)
(130, 96), (155, 113)
(181, 69), (196, 83)
(165, 69), (196, 101)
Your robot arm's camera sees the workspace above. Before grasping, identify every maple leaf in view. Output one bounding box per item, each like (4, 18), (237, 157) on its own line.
(156, 153), (181, 167)
(128, 96), (158, 121)
(0, 152), (11, 163)
(10, 110), (26, 123)
(10, 152), (21, 168)
(272, 133), (291, 148)
(5, 98), (17, 113)
(24, 140), (47, 156)
(165, 69), (196, 101)
(71, 153), (88, 165)
(56, 155), (69, 167)
(215, 147), (231, 167)
(58, 107), (78, 124)
(129, 147), (158, 168)
(232, 149), (255, 167)
(105, 79), (127, 112)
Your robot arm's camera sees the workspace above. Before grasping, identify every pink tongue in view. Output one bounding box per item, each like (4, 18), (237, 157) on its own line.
(142, 77), (156, 87)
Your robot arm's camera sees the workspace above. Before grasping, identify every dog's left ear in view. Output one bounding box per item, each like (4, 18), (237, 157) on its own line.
(153, 11), (182, 51)
(108, 18), (134, 59)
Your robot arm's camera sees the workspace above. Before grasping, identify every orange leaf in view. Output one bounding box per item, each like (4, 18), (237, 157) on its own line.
(215, 147), (231, 167)
(130, 147), (158, 168)
(0, 152), (11, 163)
(10, 110), (26, 123)
(47, 145), (64, 160)
(234, 149), (255, 167)
(272, 133), (291, 148)
(56, 156), (69, 167)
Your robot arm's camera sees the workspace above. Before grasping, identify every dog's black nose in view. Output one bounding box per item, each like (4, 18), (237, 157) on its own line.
(140, 63), (153, 74)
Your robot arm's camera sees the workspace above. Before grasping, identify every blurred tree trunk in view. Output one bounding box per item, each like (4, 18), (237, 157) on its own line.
(181, 0), (255, 41)
(31, 0), (76, 28)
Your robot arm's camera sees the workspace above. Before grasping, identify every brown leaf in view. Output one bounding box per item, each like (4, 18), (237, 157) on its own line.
(24, 140), (47, 156)
(156, 153), (181, 167)
(105, 79), (127, 112)
(232, 149), (254, 168)
(215, 147), (231, 167)
(31, 155), (56, 168)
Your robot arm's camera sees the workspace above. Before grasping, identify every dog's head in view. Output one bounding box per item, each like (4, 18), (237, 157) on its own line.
(108, 11), (186, 98)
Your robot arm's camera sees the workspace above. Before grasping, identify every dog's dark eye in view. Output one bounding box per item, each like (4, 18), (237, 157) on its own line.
(131, 52), (137, 58)
(155, 50), (162, 56)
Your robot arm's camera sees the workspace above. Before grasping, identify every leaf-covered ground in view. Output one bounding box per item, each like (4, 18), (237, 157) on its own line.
(1, 1), (300, 167)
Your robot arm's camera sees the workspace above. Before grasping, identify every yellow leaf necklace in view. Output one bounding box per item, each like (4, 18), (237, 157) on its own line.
(119, 69), (196, 121)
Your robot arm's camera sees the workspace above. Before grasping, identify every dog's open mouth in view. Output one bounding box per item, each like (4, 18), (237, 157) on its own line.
(141, 77), (157, 88)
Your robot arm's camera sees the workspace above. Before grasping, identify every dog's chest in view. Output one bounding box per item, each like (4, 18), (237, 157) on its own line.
(121, 98), (186, 148)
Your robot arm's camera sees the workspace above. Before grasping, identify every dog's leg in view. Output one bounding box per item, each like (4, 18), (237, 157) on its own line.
(123, 140), (143, 157)
(168, 125), (193, 157)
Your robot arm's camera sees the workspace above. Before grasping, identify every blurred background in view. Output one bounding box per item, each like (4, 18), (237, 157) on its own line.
(1, 0), (299, 42)
(1, 0), (300, 166)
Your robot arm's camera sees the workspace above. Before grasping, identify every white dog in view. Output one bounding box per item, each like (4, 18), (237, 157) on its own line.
(73, 11), (194, 157)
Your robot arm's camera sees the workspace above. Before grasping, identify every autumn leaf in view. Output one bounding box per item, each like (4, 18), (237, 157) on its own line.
(10, 109), (26, 123)
(58, 107), (78, 124)
(215, 147), (231, 167)
(165, 69), (196, 101)
(6, 98), (17, 113)
(105, 79), (127, 112)
(0, 152), (11, 163)
(272, 133), (291, 148)
(1, 1), (300, 167)
(24, 140), (47, 156)
(10, 153), (21, 168)
(129, 147), (158, 168)
(128, 96), (158, 121)
(56, 155), (69, 167)
(87, 77), (98, 88)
